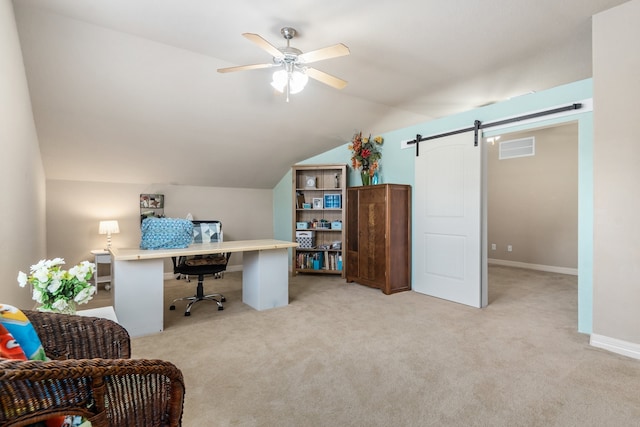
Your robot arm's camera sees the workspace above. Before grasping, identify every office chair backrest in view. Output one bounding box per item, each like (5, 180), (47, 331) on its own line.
(192, 220), (222, 243)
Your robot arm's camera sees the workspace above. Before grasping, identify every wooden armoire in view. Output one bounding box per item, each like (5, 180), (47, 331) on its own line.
(345, 184), (411, 294)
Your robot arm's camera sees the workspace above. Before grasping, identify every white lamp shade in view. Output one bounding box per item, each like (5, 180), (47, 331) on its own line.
(99, 220), (120, 235)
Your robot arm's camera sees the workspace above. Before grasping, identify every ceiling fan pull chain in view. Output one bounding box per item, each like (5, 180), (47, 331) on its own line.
(285, 62), (292, 102)
(286, 76), (291, 102)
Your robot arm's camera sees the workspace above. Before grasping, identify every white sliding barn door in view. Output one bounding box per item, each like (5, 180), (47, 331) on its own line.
(413, 131), (485, 307)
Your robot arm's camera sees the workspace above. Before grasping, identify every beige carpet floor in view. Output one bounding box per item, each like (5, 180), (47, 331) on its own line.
(87, 266), (640, 426)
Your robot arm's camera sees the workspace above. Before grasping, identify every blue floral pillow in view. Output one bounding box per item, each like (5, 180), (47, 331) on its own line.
(140, 217), (194, 249)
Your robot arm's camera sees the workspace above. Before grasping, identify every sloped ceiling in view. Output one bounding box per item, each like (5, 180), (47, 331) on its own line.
(12, 0), (627, 188)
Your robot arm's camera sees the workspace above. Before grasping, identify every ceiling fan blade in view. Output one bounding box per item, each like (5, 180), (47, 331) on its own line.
(298, 43), (350, 64)
(305, 67), (348, 90)
(242, 33), (283, 58)
(217, 63), (274, 73)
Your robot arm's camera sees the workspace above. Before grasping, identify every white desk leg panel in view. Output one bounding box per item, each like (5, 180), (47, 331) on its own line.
(112, 258), (164, 337)
(242, 248), (289, 310)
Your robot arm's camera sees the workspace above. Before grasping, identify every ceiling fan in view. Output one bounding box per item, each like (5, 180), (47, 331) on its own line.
(217, 27), (350, 101)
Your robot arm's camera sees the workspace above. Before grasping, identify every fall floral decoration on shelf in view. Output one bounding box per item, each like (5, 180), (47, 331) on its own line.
(17, 258), (96, 314)
(348, 131), (384, 185)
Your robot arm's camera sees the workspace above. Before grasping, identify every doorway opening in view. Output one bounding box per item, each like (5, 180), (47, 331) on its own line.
(485, 122), (579, 308)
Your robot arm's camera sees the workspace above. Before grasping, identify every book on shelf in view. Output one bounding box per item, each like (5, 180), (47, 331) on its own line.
(296, 251), (342, 271)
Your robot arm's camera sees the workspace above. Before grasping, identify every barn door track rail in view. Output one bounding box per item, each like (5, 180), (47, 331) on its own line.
(408, 103), (582, 156)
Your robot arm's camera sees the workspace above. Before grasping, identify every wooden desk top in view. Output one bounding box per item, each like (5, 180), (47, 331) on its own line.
(110, 239), (298, 261)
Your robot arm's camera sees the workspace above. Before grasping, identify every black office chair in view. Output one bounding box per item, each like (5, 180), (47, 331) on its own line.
(169, 221), (231, 316)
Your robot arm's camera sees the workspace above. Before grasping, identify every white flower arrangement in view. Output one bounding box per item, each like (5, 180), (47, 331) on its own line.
(17, 258), (96, 313)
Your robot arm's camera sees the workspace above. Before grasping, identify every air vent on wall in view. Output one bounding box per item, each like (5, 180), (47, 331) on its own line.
(499, 137), (535, 160)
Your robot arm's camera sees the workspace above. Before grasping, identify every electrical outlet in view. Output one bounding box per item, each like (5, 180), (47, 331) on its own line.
(507, 245), (513, 252)
(491, 243), (496, 250)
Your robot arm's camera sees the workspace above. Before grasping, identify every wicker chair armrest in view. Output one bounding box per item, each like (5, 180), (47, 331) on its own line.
(0, 358), (184, 427)
(23, 310), (131, 360)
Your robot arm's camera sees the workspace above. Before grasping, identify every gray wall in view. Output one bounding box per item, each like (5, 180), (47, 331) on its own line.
(46, 180), (274, 273)
(487, 124), (578, 270)
(0, 0), (46, 308)
(593, 0), (640, 345)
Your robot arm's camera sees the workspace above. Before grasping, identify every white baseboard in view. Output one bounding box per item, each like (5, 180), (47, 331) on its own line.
(163, 264), (242, 280)
(488, 259), (578, 276)
(590, 333), (640, 360)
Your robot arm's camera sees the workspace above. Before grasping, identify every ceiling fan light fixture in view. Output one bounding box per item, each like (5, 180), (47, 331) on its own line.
(270, 69), (288, 92)
(289, 70), (309, 94)
(219, 27), (349, 100)
(271, 69), (308, 95)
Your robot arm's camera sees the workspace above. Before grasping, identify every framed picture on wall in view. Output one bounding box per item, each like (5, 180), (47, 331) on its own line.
(140, 194), (164, 208)
(312, 198), (323, 209)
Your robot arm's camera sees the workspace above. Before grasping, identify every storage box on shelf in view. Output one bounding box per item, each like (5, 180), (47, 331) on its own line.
(295, 230), (316, 248)
(292, 164), (347, 275)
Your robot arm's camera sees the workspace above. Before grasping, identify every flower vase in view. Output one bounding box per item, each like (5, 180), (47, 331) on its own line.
(37, 301), (77, 315)
(361, 171), (371, 186)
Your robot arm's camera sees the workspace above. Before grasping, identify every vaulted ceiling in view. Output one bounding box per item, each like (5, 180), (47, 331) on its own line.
(12, 0), (627, 188)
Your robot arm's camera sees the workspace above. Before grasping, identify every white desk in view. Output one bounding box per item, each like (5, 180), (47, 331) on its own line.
(110, 239), (298, 337)
(77, 306), (119, 323)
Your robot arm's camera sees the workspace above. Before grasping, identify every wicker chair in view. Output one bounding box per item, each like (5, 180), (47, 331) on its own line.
(0, 310), (185, 427)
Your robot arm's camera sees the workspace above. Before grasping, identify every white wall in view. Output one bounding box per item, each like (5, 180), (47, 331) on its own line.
(0, 0), (46, 308)
(592, 0), (640, 348)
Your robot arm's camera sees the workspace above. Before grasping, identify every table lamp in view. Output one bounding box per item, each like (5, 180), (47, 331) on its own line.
(99, 220), (120, 250)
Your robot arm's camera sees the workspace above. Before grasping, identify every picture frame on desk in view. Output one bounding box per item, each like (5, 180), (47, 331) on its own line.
(312, 198), (323, 209)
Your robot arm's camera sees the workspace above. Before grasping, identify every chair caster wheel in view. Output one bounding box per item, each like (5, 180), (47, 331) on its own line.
(184, 312), (191, 316)
(221, 297), (226, 302)
(169, 305), (176, 310)
(218, 306), (224, 311)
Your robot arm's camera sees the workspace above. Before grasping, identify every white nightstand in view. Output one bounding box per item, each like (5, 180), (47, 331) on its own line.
(90, 249), (112, 291)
